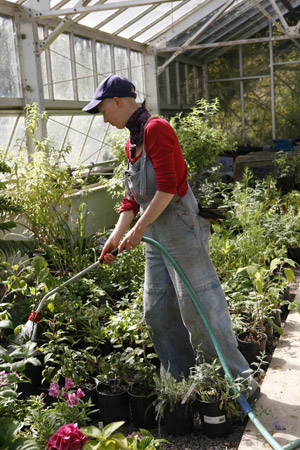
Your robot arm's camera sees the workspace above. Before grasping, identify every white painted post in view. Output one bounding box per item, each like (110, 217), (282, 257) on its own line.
(14, 0), (50, 155)
(144, 51), (159, 114)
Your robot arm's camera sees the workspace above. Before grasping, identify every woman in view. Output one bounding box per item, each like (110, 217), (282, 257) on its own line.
(83, 74), (259, 400)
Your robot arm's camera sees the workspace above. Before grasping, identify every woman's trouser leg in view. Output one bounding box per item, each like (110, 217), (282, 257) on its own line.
(143, 246), (195, 381)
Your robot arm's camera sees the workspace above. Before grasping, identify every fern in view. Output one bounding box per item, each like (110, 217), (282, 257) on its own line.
(0, 239), (39, 259)
(0, 221), (16, 233)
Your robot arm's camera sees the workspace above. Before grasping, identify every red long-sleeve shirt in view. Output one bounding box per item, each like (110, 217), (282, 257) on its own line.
(120, 117), (188, 216)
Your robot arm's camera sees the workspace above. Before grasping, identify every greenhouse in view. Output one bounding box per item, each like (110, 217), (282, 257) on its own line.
(1, 1), (300, 449)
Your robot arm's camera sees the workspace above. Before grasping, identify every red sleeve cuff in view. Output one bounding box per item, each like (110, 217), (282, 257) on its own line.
(120, 196), (140, 216)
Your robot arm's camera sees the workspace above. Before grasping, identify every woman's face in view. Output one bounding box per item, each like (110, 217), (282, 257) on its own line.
(98, 98), (126, 129)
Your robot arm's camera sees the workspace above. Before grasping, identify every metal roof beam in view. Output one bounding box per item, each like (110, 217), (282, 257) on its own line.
(195, 17), (269, 62)
(268, 0), (290, 31)
(37, 0), (94, 53)
(187, 4), (269, 60)
(185, 1), (265, 57)
(157, 0), (236, 75)
(251, 0), (300, 47)
(33, 0), (176, 19)
(156, 33), (300, 52)
(39, 17), (73, 52)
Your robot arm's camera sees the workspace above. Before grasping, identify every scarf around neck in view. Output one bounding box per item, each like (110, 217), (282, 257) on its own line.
(126, 103), (151, 154)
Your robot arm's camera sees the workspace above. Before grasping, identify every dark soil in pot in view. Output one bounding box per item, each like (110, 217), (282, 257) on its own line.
(237, 330), (267, 368)
(79, 377), (99, 421)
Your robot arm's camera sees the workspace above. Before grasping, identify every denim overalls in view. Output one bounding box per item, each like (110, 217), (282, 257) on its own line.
(125, 130), (252, 382)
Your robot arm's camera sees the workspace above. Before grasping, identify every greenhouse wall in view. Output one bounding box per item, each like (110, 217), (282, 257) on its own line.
(1, 3), (300, 160)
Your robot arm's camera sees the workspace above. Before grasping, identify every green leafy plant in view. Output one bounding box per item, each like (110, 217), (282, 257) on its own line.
(0, 417), (40, 450)
(189, 356), (254, 419)
(100, 128), (129, 213)
(274, 150), (300, 183)
(0, 159), (39, 260)
(93, 242), (145, 301)
(153, 370), (195, 430)
(236, 257), (296, 338)
(44, 202), (97, 273)
(81, 421), (169, 450)
(0, 342), (42, 420)
(170, 98), (235, 188)
(3, 103), (91, 273)
(81, 421), (128, 450)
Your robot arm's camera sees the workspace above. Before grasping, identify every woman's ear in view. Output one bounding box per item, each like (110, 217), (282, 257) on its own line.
(113, 96), (122, 107)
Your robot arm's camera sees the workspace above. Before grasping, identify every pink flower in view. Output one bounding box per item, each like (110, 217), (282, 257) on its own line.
(76, 388), (85, 399)
(65, 378), (76, 390)
(49, 381), (60, 398)
(61, 391), (68, 400)
(47, 423), (87, 450)
(11, 371), (20, 379)
(67, 393), (79, 407)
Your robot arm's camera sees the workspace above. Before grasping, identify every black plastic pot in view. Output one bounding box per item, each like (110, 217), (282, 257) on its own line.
(163, 404), (194, 435)
(17, 352), (44, 399)
(237, 331), (267, 367)
(96, 383), (130, 425)
(276, 176), (295, 195)
(128, 390), (156, 428)
(287, 247), (300, 265)
(80, 377), (100, 421)
(197, 399), (233, 438)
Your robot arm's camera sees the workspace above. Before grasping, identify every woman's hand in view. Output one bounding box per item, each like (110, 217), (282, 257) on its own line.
(99, 210), (135, 264)
(119, 223), (145, 253)
(99, 238), (119, 264)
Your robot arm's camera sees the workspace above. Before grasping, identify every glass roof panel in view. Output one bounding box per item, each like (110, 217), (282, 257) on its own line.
(76, 10), (115, 28)
(132, 0), (203, 43)
(96, 5), (150, 34)
(116, 2), (180, 38)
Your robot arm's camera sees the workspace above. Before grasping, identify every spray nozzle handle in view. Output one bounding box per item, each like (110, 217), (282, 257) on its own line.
(99, 247), (119, 263)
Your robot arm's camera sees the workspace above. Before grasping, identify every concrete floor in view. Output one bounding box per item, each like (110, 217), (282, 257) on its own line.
(238, 287), (300, 450)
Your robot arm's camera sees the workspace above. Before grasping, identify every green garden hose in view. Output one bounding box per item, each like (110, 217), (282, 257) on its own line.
(142, 236), (300, 450)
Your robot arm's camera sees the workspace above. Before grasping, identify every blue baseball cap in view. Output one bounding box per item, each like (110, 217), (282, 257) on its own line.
(82, 75), (137, 114)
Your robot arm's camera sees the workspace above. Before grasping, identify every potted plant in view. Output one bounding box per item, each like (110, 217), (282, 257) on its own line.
(189, 356), (251, 438)
(0, 341), (43, 398)
(95, 352), (131, 425)
(123, 346), (158, 429)
(153, 371), (195, 436)
(273, 150), (300, 194)
(236, 258), (295, 366)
